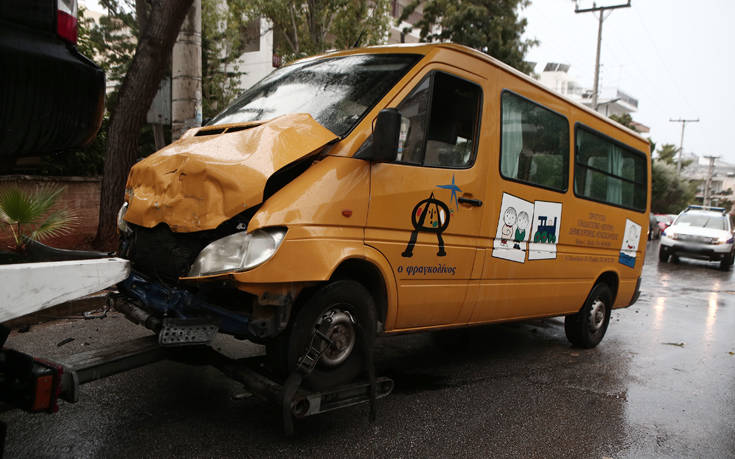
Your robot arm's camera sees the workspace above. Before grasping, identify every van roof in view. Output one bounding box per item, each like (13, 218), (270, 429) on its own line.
(314, 43), (649, 145)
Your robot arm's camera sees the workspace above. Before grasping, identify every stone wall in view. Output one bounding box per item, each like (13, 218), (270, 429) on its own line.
(0, 175), (102, 250)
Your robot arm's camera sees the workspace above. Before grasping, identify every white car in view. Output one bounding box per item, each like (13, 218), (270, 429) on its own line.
(659, 206), (735, 270)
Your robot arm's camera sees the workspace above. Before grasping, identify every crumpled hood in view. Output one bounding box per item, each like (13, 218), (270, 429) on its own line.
(124, 113), (338, 232)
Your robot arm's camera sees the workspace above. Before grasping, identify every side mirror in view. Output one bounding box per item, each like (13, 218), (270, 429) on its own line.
(356, 108), (400, 162)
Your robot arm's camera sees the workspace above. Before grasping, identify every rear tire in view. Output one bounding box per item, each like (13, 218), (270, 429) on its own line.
(266, 280), (376, 390)
(564, 283), (613, 349)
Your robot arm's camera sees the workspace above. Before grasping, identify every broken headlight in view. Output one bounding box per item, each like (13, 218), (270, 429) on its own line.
(187, 227), (287, 277)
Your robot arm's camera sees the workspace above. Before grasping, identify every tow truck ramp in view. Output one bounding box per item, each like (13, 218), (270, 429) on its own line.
(1, 334), (393, 443)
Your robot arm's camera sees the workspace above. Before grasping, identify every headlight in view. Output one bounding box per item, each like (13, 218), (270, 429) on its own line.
(188, 227), (287, 277)
(117, 202), (131, 235)
(717, 234), (733, 244)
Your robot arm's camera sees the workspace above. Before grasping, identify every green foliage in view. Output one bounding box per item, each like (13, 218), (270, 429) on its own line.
(331, 0), (392, 51)
(609, 113), (635, 131)
(249, 0), (392, 63)
(655, 142), (693, 171)
(84, 1), (139, 93)
(202, 0), (252, 119)
(651, 160), (697, 214)
(398, 0), (537, 74)
(0, 186), (77, 251)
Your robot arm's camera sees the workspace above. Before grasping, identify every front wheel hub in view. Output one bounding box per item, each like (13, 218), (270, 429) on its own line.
(317, 308), (356, 367)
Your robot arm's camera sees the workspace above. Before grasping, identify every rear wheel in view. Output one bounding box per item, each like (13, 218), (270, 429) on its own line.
(266, 280), (376, 390)
(564, 283), (613, 348)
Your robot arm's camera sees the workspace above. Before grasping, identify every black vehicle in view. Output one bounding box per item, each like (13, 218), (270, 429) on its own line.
(0, 0), (104, 170)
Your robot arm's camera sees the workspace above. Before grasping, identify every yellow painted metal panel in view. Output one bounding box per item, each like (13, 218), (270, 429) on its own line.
(124, 113), (337, 232)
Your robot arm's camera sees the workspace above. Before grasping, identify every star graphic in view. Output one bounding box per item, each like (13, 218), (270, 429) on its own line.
(437, 174), (462, 211)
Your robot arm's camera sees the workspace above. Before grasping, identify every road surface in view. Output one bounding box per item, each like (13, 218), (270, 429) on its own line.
(2, 240), (734, 458)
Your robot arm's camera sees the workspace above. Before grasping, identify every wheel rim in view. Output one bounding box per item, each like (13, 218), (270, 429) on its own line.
(316, 307), (356, 368)
(587, 298), (607, 332)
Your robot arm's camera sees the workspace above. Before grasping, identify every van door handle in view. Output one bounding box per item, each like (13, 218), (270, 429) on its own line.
(458, 197), (483, 207)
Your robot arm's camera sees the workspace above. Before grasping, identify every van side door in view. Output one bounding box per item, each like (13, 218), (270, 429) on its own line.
(365, 66), (488, 331)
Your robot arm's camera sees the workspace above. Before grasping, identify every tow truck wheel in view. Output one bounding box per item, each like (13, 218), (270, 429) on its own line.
(564, 282), (612, 349)
(266, 280), (376, 391)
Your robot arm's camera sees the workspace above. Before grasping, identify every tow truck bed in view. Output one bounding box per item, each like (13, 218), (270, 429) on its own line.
(1, 333), (393, 445)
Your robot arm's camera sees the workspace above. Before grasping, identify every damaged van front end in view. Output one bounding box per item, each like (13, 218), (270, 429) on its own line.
(117, 114), (338, 342)
(114, 52), (421, 367)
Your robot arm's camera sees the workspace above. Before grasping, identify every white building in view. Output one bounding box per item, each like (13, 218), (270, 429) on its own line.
(684, 156), (735, 207)
(537, 62), (648, 133)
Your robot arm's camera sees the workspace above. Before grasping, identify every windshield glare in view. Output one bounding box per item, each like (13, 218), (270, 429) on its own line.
(209, 54), (421, 137)
(675, 213), (728, 230)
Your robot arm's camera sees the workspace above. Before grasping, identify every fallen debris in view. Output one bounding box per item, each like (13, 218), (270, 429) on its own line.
(57, 337), (74, 347)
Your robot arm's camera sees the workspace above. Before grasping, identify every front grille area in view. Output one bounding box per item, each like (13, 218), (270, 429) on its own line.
(677, 234), (716, 244)
(127, 224), (210, 284)
(124, 207), (258, 285)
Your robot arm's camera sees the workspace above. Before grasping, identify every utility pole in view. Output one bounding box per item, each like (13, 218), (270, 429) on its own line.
(703, 155), (719, 207)
(669, 118), (699, 175)
(574, 1), (631, 111)
(171, 0), (202, 140)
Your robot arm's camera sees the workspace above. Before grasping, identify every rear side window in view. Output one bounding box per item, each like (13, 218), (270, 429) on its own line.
(574, 126), (647, 211)
(500, 91), (569, 191)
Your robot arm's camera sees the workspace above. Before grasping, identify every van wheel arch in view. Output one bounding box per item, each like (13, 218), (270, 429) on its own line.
(329, 258), (388, 327)
(595, 271), (619, 306)
(263, 259), (387, 386)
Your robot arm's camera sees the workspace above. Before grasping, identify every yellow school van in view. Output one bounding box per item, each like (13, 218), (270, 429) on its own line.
(117, 43), (650, 389)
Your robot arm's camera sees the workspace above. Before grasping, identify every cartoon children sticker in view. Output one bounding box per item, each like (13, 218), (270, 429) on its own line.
(501, 206), (517, 246)
(514, 211), (529, 249)
(493, 193), (533, 263)
(619, 219), (641, 268)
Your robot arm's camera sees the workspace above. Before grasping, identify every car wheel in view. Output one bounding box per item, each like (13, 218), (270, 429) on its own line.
(266, 280), (376, 390)
(720, 254), (732, 271)
(564, 283), (613, 349)
(658, 247), (669, 263)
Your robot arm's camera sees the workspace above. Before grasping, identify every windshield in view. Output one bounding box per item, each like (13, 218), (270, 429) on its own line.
(209, 54), (422, 137)
(674, 213), (728, 230)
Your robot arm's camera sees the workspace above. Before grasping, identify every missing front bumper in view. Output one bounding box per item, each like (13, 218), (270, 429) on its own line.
(117, 273), (289, 341)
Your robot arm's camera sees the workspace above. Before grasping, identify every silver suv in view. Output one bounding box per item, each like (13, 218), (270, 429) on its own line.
(659, 206), (735, 270)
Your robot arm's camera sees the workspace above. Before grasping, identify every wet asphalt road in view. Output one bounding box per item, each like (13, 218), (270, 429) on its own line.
(2, 239), (734, 458)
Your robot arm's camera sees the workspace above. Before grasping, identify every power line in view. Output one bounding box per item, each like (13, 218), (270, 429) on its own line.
(632, 7), (696, 115)
(573, 1), (631, 110)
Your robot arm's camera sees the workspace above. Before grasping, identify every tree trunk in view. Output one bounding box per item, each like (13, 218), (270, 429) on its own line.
(94, 0), (194, 250)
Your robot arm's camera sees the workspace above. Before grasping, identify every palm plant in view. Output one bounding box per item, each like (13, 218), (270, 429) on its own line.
(0, 185), (77, 251)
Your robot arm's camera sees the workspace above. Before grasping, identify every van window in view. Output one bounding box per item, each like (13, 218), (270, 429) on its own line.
(395, 71), (482, 168)
(500, 91), (569, 191)
(574, 126), (646, 211)
(209, 54), (421, 137)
